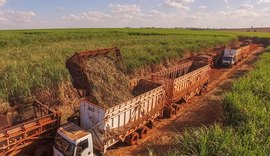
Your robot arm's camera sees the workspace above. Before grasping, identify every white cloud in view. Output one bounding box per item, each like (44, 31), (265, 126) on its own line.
(15, 11), (36, 22)
(163, 0), (194, 10)
(238, 4), (254, 10)
(224, 0), (228, 3)
(149, 9), (166, 18)
(57, 1), (270, 29)
(109, 4), (141, 14)
(199, 5), (208, 9)
(1, 1), (270, 29)
(0, 16), (8, 22)
(62, 5), (144, 23)
(0, 10), (35, 23)
(220, 10), (259, 18)
(62, 11), (112, 22)
(263, 8), (270, 13)
(258, 0), (270, 3)
(0, 0), (6, 6)
(0, 9), (36, 29)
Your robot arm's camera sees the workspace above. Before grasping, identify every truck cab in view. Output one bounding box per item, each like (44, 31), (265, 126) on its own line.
(222, 56), (235, 66)
(53, 123), (94, 156)
(222, 49), (237, 67)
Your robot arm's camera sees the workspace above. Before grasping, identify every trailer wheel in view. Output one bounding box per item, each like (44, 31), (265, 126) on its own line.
(125, 132), (139, 145)
(175, 105), (180, 112)
(172, 104), (180, 113)
(169, 108), (176, 118)
(146, 121), (153, 129)
(140, 126), (149, 138)
(198, 86), (207, 95)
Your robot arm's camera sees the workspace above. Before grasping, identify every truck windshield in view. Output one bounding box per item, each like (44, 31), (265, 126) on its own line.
(222, 57), (233, 61)
(54, 133), (75, 156)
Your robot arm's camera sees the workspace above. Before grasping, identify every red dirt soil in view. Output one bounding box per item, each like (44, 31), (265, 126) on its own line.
(106, 46), (264, 156)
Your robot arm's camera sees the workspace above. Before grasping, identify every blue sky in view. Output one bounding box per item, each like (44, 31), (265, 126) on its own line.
(0, 0), (270, 29)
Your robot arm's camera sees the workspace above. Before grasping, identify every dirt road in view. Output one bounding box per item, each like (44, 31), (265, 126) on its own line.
(107, 46), (264, 156)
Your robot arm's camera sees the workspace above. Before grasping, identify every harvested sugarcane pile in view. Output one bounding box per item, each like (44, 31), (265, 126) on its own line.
(85, 57), (133, 108)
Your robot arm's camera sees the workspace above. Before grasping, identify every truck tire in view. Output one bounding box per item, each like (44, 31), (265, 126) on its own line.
(172, 104), (180, 113)
(198, 86), (207, 96)
(163, 107), (176, 118)
(139, 126), (148, 138)
(170, 108), (176, 118)
(174, 105), (180, 112)
(125, 132), (139, 145)
(34, 145), (51, 156)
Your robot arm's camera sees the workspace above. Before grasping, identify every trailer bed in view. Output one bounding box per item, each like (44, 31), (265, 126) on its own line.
(79, 79), (165, 153)
(151, 61), (210, 113)
(0, 101), (61, 155)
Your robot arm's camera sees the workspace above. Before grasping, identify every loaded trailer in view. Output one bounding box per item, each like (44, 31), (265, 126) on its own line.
(0, 100), (61, 156)
(151, 61), (211, 117)
(53, 48), (166, 155)
(53, 79), (165, 155)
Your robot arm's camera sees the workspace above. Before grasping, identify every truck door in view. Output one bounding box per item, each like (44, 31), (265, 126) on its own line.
(75, 139), (93, 156)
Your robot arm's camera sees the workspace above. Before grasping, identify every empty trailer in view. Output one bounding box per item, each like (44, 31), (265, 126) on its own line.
(0, 100), (61, 156)
(151, 61), (211, 117)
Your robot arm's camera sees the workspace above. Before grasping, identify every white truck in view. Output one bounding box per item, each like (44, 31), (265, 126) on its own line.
(222, 44), (250, 67)
(221, 48), (238, 67)
(53, 79), (165, 156)
(53, 48), (165, 156)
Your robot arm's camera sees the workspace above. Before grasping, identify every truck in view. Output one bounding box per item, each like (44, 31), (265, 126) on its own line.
(0, 100), (61, 156)
(151, 61), (211, 117)
(222, 43), (250, 67)
(53, 48), (166, 156)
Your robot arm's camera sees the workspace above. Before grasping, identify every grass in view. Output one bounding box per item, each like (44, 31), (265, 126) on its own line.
(0, 28), (238, 102)
(165, 47), (270, 156)
(0, 28), (269, 103)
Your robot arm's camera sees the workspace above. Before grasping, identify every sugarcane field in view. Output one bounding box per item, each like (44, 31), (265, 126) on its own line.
(0, 1), (270, 156)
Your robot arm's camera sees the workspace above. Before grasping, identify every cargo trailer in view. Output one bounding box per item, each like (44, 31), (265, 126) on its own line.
(151, 61), (211, 117)
(0, 100), (61, 156)
(53, 79), (165, 155)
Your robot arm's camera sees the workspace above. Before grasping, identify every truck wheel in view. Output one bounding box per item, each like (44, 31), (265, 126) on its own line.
(146, 121), (153, 129)
(140, 126), (149, 138)
(199, 86), (207, 95)
(169, 108), (176, 118)
(175, 105), (180, 112)
(172, 104), (180, 113)
(34, 145), (51, 156)
(125, 132), (139, 145)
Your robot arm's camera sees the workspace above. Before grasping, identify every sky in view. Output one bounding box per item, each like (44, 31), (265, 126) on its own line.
(0, 0), (270, 29)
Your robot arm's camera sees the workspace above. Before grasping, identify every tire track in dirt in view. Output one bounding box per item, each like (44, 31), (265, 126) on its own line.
(107, 46), (264, 156)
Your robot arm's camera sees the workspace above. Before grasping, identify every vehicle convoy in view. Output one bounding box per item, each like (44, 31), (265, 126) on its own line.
(0, 42), (257, 155)
(221, 42), (251, 67)
(52, 47), (211, 156)
(0, 100), (61, 156)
